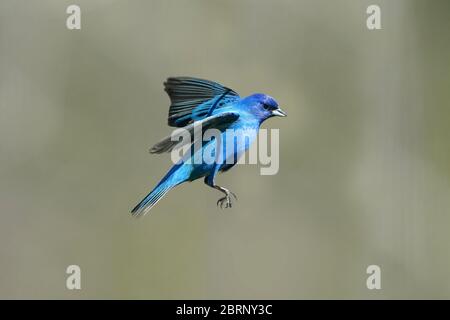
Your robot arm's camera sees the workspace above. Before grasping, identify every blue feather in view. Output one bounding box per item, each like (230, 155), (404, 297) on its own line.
(131, 77), (286, 214)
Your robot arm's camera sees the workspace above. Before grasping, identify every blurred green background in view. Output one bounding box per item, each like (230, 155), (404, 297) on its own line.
(1, 0), (450, 299)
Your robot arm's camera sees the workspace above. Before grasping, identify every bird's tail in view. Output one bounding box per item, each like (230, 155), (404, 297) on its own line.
(131, 164), (184, 217)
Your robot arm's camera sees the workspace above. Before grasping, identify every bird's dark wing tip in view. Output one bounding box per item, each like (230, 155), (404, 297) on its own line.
(162, 77), (239, 127)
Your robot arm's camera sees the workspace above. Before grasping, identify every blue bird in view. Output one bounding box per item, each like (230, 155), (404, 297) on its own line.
(131, 77), (286, 216)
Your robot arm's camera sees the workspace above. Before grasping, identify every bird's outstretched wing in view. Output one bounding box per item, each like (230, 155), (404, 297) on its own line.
(164, 77), (240, 127)
(150, 112), (239, 154)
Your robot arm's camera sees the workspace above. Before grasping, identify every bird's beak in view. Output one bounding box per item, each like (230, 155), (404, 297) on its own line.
(272, 108), (287, 117)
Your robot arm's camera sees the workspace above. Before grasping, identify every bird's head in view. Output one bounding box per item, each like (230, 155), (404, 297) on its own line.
(243, 93), (287, 122)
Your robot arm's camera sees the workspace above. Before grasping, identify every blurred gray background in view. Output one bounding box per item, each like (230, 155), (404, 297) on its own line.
(1, 0), (450, 299)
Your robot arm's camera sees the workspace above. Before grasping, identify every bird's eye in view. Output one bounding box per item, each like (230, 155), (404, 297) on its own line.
(262, 103), (271, 110)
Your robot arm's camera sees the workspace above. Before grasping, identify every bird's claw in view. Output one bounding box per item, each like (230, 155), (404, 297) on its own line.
(217, 195), (233, 209)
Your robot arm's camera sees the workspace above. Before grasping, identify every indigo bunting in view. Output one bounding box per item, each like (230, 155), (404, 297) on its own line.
(131, 77), (286, 216)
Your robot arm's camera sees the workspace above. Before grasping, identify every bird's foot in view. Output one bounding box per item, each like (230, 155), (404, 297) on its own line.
(216, 191), (237, 209)
(217, 196), (232, 209)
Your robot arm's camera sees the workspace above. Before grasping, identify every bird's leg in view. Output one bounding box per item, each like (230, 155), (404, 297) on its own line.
(214, 185), (237, 209)
(204, 176), (237, 209)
